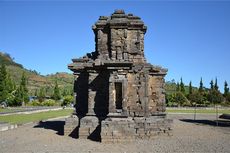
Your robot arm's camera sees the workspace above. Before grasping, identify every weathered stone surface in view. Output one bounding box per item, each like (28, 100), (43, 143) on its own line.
(64, 10), (172, 142)
(64, 115), (79, 136)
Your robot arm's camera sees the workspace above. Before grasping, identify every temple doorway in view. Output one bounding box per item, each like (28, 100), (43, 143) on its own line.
(115, 82), (122, 110)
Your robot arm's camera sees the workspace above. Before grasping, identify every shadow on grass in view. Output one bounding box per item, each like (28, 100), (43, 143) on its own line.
(180, 119), (230, 127)
(34, 121), (65, 135)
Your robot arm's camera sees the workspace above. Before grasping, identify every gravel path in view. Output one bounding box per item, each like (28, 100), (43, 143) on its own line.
(0, 114), (230, 153)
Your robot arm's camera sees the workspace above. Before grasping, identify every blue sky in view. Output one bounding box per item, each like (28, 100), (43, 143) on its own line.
(0, 0), (230, 91)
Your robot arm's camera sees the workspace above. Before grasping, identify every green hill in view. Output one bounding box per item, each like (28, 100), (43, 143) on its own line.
(1, 52), (194, 96)
(165, 80), (199, 95)
(0, 52), (74, 96)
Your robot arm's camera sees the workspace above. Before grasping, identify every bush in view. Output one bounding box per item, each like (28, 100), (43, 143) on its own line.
(207, 89), (224, 105)
(174, 92), (190, 106)
(29, 100), (42, 106)
(187, 91), (204, 106)
(29, 99), (59, 106)
(166, 94), (177, 107)
(61, 95), (74, 106)
(166, 92), (190, 107)
(42, 99), (58, 106)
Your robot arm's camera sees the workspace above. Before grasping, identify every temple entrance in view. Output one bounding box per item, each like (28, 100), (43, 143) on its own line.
(115, 82), (122, 110)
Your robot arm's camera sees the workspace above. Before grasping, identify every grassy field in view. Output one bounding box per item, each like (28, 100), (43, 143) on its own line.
(0, 109), (73, 124)
(0, 108), (26, 113)
(166, 109), (230, 114)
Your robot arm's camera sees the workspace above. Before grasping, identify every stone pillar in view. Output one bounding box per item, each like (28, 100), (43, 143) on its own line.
(87, 89), (96, 115)
(87, 72), (97, 115)
(109, 79), (116, 113)
(73, 73), (79, 115)
(109, 72), (116, 113)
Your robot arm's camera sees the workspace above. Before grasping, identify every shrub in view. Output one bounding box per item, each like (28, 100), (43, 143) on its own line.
(174, 92), (190, 106)
(29, 99), (59, 106)
(42, 99), (58, 106)
(187, 91), (204, 106)
(61, 95), (74, 106)
(29, 100), (42, 106)
(166, 92), (190, 107)
(207, 89), (224, 105)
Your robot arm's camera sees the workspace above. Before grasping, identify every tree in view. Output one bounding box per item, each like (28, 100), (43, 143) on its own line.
(174, 92), (189, 106)
(176, 82), (180, 92)
(62, 88), (68, 97)
(188, 81), (193, 95)
(188, 91), (203, 106)
(166, 94), (176, 107)
(13, 87), (23, 106)
(0, 64), (7, 102)
(5, 73), (16, 105)
(38, 87), (45, 102)
(226, 93), (230, 103)
(14, 72), (29, 105)
(207, 89), (223, 105)
(53, 80), (61, 101)
(214, 78), (219, 91)
(210, 80), (214, 90)
(180, 78), (185, 94)
(224, 81), (229, 97)
(198, 77), (204, 93)
(20, 72), (29, 104)
(207, 88), (224, 126)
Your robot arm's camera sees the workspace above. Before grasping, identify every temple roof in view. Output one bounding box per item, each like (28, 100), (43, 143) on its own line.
(92, 9), (147, 32)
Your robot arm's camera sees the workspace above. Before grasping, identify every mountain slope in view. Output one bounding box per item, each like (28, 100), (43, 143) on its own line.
(0, 52), (74, 95)
(1, 52), (194, 96)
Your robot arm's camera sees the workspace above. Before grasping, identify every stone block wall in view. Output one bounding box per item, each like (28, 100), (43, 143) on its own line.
(101, 116), (172, 143)
(148, 75), (166, 114)
(64, 115), (79, 136)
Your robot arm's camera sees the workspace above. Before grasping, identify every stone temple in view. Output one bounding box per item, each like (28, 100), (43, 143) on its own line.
(64, 10), (172, 142)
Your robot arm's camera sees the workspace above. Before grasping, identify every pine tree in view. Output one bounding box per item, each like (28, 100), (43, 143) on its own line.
(180, 78), (185, 94)
(224, 81), (229, 97)
(214, 78), (219, 91)
(199, 77), (204, 93)
(189, 81), (193, 95)
(210, 79), (214, 90)
(14, 87), (23, 106)
(53, 80), (61, 101)
(0, 64), (8, 102)
(7, 73), (16, 93)
(176, 82), (180, 92)
(14, 72), (29, 105)
(20, 72), (29, 104)
(5, 73), (16, 105)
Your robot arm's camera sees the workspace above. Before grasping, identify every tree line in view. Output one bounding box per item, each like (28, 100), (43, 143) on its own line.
(166, 77), (230, 107)
(0, 64), (73, 106)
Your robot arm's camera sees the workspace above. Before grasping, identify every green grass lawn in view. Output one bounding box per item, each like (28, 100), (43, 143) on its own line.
(0, 108), (25, 113)
(166, 109), (230, 114)
(0, 109), (73, 124)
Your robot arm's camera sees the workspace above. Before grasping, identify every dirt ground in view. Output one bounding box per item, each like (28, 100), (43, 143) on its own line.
(0, 114), (230, 153)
